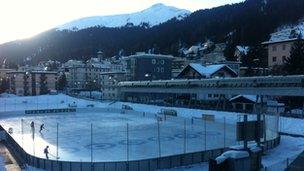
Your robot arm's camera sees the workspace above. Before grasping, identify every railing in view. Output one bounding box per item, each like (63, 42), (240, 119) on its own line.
(118, 75), (304, 89)
(1, 126), (280, 171)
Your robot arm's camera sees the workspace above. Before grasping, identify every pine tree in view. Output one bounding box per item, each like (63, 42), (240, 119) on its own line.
(56, 73), (67, 91)
(284, 38), (304, 75)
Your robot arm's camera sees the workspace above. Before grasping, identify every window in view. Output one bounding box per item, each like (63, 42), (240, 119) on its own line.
(282, 44), (286, 50)
(282, 56), (287, 62)
(161, 60), (165, 65)
(272, 56), (277, 62)
(152, 59), (156, 64)
(272, 46), (277, 51)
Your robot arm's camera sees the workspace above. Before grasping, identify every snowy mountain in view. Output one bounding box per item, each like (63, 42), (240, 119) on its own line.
(57, 3), (191, 31)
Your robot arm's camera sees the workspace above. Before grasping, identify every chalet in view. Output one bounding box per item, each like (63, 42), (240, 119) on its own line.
(176, 63), (238, 79)
(229, 95), (260, 112)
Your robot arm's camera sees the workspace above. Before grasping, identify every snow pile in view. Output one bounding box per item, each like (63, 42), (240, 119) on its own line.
(215, 150), (249, 164)
(0, 93), (17, 98)
(57, 3), (190, 30)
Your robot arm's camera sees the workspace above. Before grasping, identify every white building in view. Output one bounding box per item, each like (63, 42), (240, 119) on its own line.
(100, 72), (126, 100)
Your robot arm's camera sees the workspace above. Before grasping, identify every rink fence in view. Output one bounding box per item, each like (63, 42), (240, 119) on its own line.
(0, 124), (280, 171)
(0, 107), (281, 171)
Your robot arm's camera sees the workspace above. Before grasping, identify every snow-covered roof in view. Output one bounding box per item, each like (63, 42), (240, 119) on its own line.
(229, 95), (259, 103)
(123, 53), (174, 59)
(189, 63), (237, 77)
(236, 46), (249, 55)
(262, 25), (304, 45)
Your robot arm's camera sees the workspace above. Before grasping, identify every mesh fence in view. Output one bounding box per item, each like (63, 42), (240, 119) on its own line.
(0, 108), (280, 162)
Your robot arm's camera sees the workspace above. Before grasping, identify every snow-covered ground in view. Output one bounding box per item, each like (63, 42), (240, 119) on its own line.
(159, 135), (304, 171)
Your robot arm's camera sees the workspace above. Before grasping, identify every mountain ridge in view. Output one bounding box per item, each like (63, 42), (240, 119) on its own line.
(57, 3), (190, 30)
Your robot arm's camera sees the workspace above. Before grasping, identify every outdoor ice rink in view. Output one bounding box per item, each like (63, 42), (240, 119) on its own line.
(0, 110), (237, 162)
(0, 94), (279, 162)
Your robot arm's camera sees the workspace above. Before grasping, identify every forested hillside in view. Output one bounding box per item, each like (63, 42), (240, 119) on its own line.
(1, 0), (304, 65)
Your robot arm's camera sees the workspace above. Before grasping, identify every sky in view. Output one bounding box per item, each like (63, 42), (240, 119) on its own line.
(0, 0), (243, 44)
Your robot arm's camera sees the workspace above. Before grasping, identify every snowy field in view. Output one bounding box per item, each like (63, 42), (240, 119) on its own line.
(159, 135), (304, 171)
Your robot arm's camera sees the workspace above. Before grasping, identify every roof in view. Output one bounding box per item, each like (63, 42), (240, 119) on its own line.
(100, 71), (127, 75)
(236, 46), (249, 55)
(262, 27), (304, 45)
(229, 95), (260, 103)
(123, 53), (174, 60)
(188, 63), (237, 78)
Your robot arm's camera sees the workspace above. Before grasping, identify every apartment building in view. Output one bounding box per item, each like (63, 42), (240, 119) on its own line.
(262, 28), (304, 68)
(7, 71), (57, 96)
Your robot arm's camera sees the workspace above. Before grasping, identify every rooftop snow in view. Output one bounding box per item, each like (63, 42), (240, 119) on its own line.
(189, 63), (236, 77)
(262, 22), (304, 44)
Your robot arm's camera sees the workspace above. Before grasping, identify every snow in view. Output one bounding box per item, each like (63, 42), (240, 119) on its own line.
(57, 3), (190, 31)
(161, 135), (304, 171)
(262, 136), (304, 169)
(221, 150), (249, 159)
(0, 94), (301, 166)
(0, 94), (240, 162)
(236, 46), (249, 55)
(215, 155), (227, 164)
(189, 63), (225, 77)
(262, 21), (304, 44)
(229, 95), (258, 102)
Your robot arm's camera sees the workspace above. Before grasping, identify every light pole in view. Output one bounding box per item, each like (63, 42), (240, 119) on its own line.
(145, 73), (152, 81)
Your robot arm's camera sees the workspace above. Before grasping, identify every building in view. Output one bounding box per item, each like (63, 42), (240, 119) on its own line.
(262, 28), (304, 68)
(7, 71), (57, 96)
(0, 69), (14, 80)
(64, 60), (87, 90)
(213, 61), (241, 76)
(122, 53), (173, 81)
(229, 95), (260, 112)
(0, 69), (15, 93)
(176, 63), (238, 79)
(171, 57), (189, 78)
(100, 72), (126, 100)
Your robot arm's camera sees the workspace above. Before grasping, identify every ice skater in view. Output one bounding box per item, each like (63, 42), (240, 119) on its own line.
(30, 121), (35, 139)
(30, 121), (35, 130)
(39, 124), (45, 133)
(44, 146), (49, 159)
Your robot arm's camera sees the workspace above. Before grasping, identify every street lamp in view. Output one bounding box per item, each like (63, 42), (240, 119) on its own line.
(145, 73), (152, 81)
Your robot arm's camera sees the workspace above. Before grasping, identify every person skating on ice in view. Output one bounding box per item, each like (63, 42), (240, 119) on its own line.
(44, 146), (49, 159)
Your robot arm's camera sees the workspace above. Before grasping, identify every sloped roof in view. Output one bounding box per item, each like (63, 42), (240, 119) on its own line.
(262, 27), (304, 45)
(229, 95), (260, 103)
(189, 63), (237, 77)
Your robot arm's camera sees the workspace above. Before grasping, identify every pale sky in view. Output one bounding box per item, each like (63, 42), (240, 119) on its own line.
(0, 0), (243, 44)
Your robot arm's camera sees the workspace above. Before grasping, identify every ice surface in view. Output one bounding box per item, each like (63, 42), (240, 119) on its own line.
(0, 94), (282, 163)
